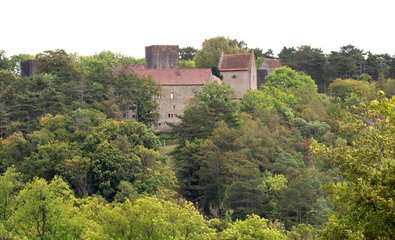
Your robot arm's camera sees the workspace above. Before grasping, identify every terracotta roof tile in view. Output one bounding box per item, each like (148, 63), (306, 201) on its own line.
(219, 53), (254, 71)
(260, 59), (282, 69)
(112, 65), (214, 85)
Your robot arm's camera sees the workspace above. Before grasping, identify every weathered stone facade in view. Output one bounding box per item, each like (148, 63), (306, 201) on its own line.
(21, 60), (38, 77)
(257, 69), (268, 88)
(134, 68), (220, 131)
(145, 45), (179, 69)
(156, 84), (202, 131)
(114, 46), (260, 132)
(219, 53), (257, 98)
(112, 64), (221, 131)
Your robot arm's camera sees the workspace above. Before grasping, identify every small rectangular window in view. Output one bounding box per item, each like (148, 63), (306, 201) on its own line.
(170, 93), (174, 99)
(173, 105), (176, 109)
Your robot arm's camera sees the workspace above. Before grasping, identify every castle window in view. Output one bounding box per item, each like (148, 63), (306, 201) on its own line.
(170, 93), (174, 99)
(173, 105), (176, 109)
(168, 113), (174, 118)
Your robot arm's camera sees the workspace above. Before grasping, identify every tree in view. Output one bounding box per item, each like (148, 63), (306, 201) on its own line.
(279, 46), (328, 91)
(172, 82), (239, 144)
(364, 52), (381, 80)
(9, 53), (34, 75)
(195, 37), (230, 68)
(36, 49), (80, 81)
(12, 177), (83, 239)
(328, 79), (375, 106)
(315, 94), (395, 239)
(194, 37), (247, 68)
(220, 215), (286, 239)
(0, 51), (11, 71)
(179, 46), (198, 61)
(113, 73), (160, 126)
(327, 45), (365, 79)
(0, 168), (22, 225)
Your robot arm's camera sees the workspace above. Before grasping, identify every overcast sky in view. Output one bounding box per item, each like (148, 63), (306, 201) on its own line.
(2, 0), (394, 58)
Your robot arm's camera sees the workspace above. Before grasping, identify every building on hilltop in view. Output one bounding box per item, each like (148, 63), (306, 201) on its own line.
(112, 45), (221, 131)
(257, 58), (282, 88)
(21, 60), (38, 77)
(260, 58), (282, 74)
(218, 53), (257, 98)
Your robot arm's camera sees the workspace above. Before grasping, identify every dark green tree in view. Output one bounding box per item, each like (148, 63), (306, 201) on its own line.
(279, 46), (328, 91)
(179, 46), (198, 61)
(113, 73), (160, 126)
(327, 45), (365, 79)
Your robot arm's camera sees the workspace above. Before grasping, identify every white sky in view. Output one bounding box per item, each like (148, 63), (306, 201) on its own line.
(1, 0), (395, 58)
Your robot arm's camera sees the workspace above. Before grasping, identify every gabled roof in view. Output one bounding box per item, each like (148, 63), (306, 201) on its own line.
(112, 65), (215, 86)
(260, 59), (282, 70)
(219, 53), (254, 71)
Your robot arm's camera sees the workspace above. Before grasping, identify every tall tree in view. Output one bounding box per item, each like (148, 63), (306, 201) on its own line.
(327, 45), (365, 79)
(113, 73), (160, 126)
(194, 37), (248, 68)
(279, 45), (328, 91)
(171, 82), (239, 144)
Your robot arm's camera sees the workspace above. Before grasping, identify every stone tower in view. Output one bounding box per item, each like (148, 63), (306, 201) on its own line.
(145, 45), (179, 69)
(21, 60), (38, 77)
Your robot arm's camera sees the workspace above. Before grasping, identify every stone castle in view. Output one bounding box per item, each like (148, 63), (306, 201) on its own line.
(21, 45), (282, 132)
(113, 45), (261, 131)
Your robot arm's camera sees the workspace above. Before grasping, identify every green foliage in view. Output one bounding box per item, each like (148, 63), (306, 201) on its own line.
(220, 215), (287, 239)
(0, 170), (213, 240)
(179, 59), (197, 68)
(287, 224), (321, 240)
(172, 82), (239, 144)
(327, 45), (365, 79)
(12, 177), (83, 239)
(194, 37), (247, 68)
(0, 51), (11, 71)
(265, 66), (317, 91)
(279, 45), (328, 91)
(0, 168), (22, 225)
(6, 44), (395, 238)
(329, 79), (375, 106)
(315, 96), (395, 239)
(114, 73), (160, 125)
(179, 46), (198, 61)
(382, 78), (395, 97)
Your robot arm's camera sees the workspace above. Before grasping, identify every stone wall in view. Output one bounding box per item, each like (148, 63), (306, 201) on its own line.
(257, 69), (268, 88)
(222, 71), (251, 98)
(154, 84), (202, 132)
(21, 60), (38, 77)
(145, 45), (179, 69)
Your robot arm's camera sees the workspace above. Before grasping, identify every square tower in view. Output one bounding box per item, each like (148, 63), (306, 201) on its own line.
(145, 45), (179, 69)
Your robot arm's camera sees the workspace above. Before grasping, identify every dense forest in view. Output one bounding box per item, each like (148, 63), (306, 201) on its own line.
(0, 37), (394, 239)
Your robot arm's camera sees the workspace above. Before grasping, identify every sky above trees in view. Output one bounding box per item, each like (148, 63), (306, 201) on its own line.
(2, 0), (395, 57)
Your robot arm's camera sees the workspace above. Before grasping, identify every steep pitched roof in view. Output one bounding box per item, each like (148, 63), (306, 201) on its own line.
(260, 59), (282, 70)
(112, 65), (214, 86)
(219, 53), (254, 71)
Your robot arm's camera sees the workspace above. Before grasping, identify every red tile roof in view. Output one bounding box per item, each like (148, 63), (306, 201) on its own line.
(260, 59), (282, 70)
(112, 65), (214, 85)
(219, 53), (254, 71)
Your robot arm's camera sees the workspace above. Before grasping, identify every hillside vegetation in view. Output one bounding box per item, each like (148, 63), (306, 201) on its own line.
(0, 40), (394, 239)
